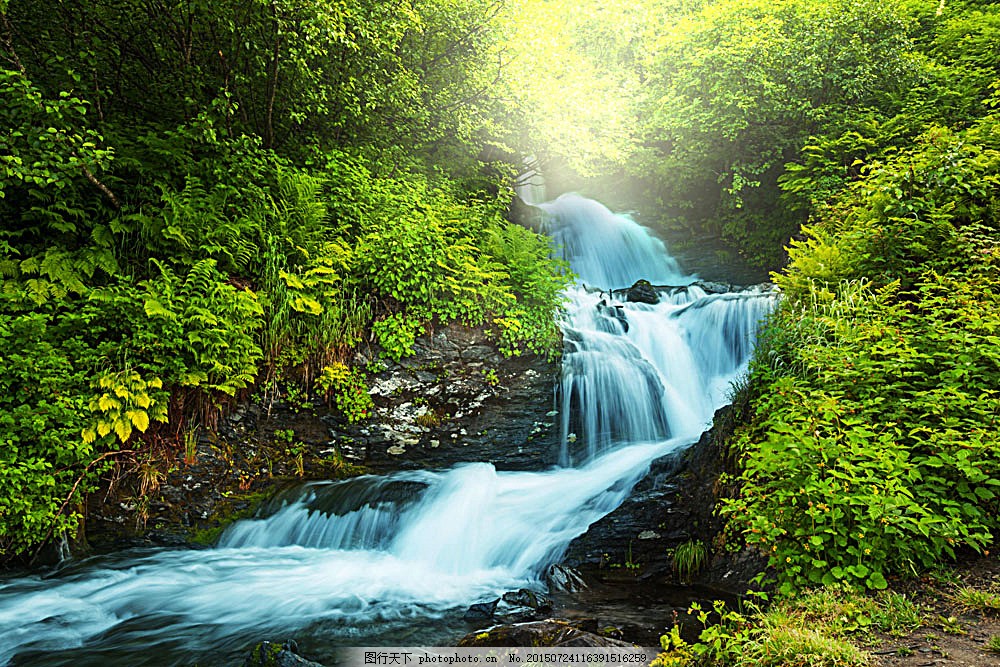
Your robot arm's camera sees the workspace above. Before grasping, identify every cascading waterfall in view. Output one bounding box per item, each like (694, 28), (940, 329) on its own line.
(0, 194), (775, 667)
(542, 194), (773, 462)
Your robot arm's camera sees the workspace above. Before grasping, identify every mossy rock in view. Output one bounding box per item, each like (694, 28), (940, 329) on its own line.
(243, 640), (325, 667)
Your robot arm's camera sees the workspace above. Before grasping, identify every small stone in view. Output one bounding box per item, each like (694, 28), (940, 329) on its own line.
(387, 446), (406, 455)
(463, 599), (499, 622)
(638, 530), (660, 540)
(429, 440), (440, 448)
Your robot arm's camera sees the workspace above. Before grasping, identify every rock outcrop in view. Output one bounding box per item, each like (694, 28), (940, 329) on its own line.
(86, 322), (560, 552)
(559, 405), (767, 593)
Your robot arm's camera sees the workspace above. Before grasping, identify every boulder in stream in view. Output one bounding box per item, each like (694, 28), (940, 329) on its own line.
(545, 564), (588, 593)
(624, 280), (659, 305)
(464, 598), (500, 622)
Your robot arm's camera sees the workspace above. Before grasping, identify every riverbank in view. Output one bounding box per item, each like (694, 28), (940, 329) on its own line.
(79, 321), (561, 557)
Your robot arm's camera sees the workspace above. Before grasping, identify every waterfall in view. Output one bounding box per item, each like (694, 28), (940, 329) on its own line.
(0, 195), (775, 667)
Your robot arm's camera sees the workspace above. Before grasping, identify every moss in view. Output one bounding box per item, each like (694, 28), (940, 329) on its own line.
(245, 641), (289, 667)
(188, 489), (274, 546)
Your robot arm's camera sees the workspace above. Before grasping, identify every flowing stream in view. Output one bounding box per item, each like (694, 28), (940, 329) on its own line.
(0, 194), (775, 666)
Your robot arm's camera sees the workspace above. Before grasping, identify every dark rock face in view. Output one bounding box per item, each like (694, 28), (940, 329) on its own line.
(464, 589), (554, 625)
(86, 322), (560, 552)
(464, 599), (500, 622)
(457, 619), (639, 648)
(503, 589), (553, 613)
(546, 564), (589, 593)
(560, 405), (766, 593)
(509, 196), (546, 233)
(332, 323), (561, 474)
(244, 641), (325, 667)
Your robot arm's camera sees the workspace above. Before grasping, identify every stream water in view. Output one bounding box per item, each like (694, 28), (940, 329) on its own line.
(0, 194), (775, 666)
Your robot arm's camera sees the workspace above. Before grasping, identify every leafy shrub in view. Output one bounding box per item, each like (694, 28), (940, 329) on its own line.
(653, 597), (872, 667)
(83, 370), (169, 444)
(316, 363), (374, 423)
(0, 304), (116, 556)
(372, 313), (424, 361)
(725, 112), (1000, 593)
(483, 222), (568, 358)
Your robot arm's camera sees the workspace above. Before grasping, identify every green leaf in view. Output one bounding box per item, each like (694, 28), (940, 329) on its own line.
(114, 419), (132, 443)
(144, 298), (175, 319)
(867, 572), (888, 590)
(127, 410), (150, 432)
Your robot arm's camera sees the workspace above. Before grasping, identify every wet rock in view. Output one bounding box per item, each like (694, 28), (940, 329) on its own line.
(492, 589), (554, 623)
(560, 405), (766, 592)
(243, 640), (325, 667)
(458, 619), (637, 647)
(695, 280), (733, 294)
(503, 589), (553, 612)
(335, 322), (561, 473)
(625, 280), (658, 305)
(546, 564), (589, 593)
(596, 299), (628, 332)
(464, 598), (500, 622)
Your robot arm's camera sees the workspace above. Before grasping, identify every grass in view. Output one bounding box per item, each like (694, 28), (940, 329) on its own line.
(953, 586), (1000, 614)
(786, 585), (922, 638)
(655, 586), (925, 667)
(740, 611), (872, 667)
(672, 539), (708, 582)
(987, 635), (1000, 654)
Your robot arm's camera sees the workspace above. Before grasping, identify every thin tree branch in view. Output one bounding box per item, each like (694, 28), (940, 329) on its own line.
(30, 449), (137, 565)
(72, 151), (121, 210)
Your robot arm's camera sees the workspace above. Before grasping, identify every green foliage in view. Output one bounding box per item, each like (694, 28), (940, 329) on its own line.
(726, 110), (1000, 593)
(0, 0), (570, 561)
(655, 587), (919, 667)
(316, 363), (374, 424)
(786, 585), (922, 637)
(353, 183), (509, 323)
(351, 178), (568, 359)
(483, 222), (568, 359)
(0, 68), (114, 205)
(0, 304), (115, 555)
(954, 587), (1000, 614)
(138, 259), (264, 397)
(653, 597), (873, 667)
(83, 370), (169, 445)
(632, 0), (915, 267)
(372, 313), (424, 362)
(672, 539), (708, 583)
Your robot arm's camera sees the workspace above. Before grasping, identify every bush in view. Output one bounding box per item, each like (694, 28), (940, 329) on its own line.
(725, 112), (1000, 593)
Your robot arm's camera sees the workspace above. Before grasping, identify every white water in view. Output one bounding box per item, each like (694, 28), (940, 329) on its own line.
(0, 195), (775, 666)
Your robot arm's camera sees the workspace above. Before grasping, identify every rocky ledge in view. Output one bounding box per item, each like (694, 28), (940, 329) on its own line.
(333, 323), (561, 473)
(560, 404), (766, 590)
(85, 322), (561, 552)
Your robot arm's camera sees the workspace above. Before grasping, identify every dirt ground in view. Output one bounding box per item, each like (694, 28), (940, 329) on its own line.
(867, 556), (1000, 667)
